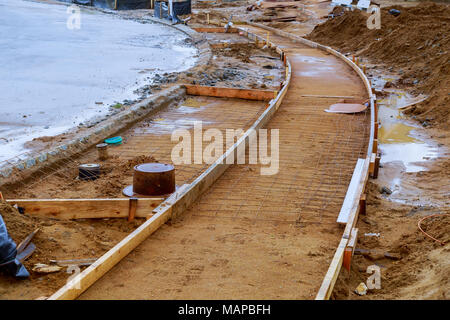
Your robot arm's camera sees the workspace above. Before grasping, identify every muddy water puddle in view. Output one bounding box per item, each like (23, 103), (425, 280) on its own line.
(378, 92), (440, 173)
(377, 90), (446, 207)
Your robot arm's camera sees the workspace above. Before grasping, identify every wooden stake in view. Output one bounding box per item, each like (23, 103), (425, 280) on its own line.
(374, 122), (378, 139)
(373, 155), (381, 179)
(359, 194), (366, 216)
(207, 13), (210, 25)
(372, 138), (378, 154)
(127, 198), (138, 222)
(343, 228), (358, 272)
(374, 100), (378, 122)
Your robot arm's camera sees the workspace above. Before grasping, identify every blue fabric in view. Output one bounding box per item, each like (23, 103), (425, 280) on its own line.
(0, 214), (29, 278)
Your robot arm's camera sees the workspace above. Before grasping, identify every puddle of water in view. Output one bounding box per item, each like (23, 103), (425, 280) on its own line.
(181, 98), (204, 108)
(378, 91), (438, 173)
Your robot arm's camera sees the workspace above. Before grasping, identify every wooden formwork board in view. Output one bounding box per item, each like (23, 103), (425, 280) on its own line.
(6, 198), (164, 220)
(184, 85), (277, 101)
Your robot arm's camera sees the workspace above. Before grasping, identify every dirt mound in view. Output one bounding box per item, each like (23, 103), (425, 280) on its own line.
(307, 2), (450, 129)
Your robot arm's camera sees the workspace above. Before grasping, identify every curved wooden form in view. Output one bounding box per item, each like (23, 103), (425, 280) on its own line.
(246, 22), (376, 300)
(48, 29), (292, 300)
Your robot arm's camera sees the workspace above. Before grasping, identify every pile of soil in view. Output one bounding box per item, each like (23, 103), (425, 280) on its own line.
(253, 3), (309, 26)
(307, 2), (450, 129)
(0, 202), (142, 299)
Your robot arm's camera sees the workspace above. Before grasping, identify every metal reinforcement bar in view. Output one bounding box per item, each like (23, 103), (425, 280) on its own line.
(246, 22), (376, 300)
(47, 29), (292, 300)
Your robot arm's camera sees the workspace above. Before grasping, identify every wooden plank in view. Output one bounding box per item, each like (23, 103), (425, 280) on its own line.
(185, 85), (276, 101)
(47, 197), (174, 300)
(316, 238), (347, 300)
(336, 159), (366, 224)
(6, 198), (164, 220)
(342, 157), (370, 239)
(192, 27), (239, 33)
(347, 228), (358, 249)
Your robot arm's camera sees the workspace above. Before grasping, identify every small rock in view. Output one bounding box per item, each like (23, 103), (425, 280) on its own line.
(32, 264), (62, 274)
(380, 186), (392, 195)
(355, 282), (368, 296)
(388, 9), (401, 16)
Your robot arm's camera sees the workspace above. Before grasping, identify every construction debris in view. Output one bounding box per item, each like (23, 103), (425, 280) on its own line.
(355, 282), (368, 296)
(50, 258), (97, 267)
(324, 103), (367, 114)
(32, 263), (62, 274)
